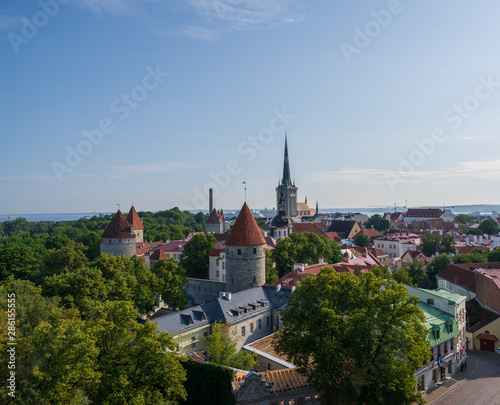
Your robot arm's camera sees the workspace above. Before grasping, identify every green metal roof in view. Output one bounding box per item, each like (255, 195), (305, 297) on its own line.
(417, 302), (459, 346)
(416, 287), (466, 306)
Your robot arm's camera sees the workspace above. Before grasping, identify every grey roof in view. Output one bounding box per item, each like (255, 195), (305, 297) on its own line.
(152, 286), (295, 336)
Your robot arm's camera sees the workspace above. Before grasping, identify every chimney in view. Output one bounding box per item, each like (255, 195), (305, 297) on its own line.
(479, 235), (483, 245)
(209, 188), (213, 213)
(465, 237), (469, 246)
(291, 286), (296, 293)
(473, 235), (477, 244)
(276, 284), (281, 292)
(319, 258), (324, 264)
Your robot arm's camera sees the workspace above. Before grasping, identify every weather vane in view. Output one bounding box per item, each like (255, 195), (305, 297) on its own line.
(242, 177), (247, 203)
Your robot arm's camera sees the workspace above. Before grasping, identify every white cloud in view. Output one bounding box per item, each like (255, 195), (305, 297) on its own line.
(0, 174), (95, 182)
(308, 159), (500, 187)
(108, 162), (197, 174)
(74, 0), (303, 40)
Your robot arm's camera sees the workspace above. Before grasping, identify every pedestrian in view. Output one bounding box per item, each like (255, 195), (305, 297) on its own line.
(464, 360), (467, 371)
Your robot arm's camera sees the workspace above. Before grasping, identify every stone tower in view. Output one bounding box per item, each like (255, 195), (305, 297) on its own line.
(225, 203), (266, 293)
(126, 205), (144, 243)
(270, 193), (292, 239)
(206, 208), (225, 234)
(276, 134), (298, 218)
(100, 210), (136, 258)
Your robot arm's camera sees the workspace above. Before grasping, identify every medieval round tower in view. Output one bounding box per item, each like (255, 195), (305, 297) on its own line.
(100, 210), (136, 258)
(225, 203), (266, 293)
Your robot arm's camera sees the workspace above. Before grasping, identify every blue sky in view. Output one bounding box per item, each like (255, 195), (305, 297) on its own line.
(2, 0), (500, 214)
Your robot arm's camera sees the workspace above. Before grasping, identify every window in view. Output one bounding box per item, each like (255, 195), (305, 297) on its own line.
(250, 323), (254, 333)
(267, 316), (270, 326)
(427, 299), (434, 305)
(238, 249), (241, 255)
(216, 271), (219, 277)
(241, 326), (246, 337)
(203, 332), (208, 338)
(253, 248), (257, 254)
(258, 319), (262, 329)
(268, 363), (272, 370)
(191, 337), (196, 348)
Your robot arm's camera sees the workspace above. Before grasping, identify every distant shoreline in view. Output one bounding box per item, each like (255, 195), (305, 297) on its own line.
(2, 204), (499, 223)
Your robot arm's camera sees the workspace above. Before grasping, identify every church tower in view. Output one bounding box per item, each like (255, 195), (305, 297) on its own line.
(270, 193), (292, 239)
(225, 203), (266, 293)
(276, 135), (298, 218)
(100, 210), (136, 258)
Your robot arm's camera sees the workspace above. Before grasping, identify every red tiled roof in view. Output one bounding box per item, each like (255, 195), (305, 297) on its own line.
(149, 249), (168, 260)
(456, 246), (490, 255)
(355, 228), (382, 238)
(476, 333), (498, 341)
(226, 203), (266, 246)
(404, 208), (443, 218)
(292, 223), (327, 237)
(155, 240), (189, 252)
(436, 263), (500, 292)
(207, 208), (222, 224)
(136, 241), (164, 255)
(126, 206), (144, 230)
(325, 232), (341, 242)
(102, 210), (135, 239)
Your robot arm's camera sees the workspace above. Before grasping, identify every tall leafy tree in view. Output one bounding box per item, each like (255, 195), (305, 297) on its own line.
(272, 232), (343, 278)
(454, 214), (474, 225)
(87, 300), (187, 404)
(265, 249), (278, 284)
(365, 214), (391, 232)
(180, 233), (216, 279)
(478, 218), (500, 235)
(151, 258), (188, 309)
(203, 321), (256, 370)
(354, 234), (372, 247)
(406, 258), (431, 288)
(273, 269), (429, 405)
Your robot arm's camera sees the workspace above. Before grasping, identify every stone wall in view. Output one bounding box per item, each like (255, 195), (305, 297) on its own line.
(226, 244), (265, 293)
(186, 278), (226, 306)
(100, 237), (136, 258)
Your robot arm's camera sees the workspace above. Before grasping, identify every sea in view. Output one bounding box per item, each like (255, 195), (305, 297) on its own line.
(2, 204), (500, 223)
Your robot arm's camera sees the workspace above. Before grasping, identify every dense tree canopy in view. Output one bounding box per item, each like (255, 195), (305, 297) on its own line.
(152, 258), (188, 309)
(365, 214), (391, 232)
(180, 233), (216, 279)
(274, 269), (430, 405)
(203, 321), (256, 370)
(421, 234), (455, 256)
(354, 234), (371, 247)
(272, 232), (343, 278)
(478, 218), (500, 235)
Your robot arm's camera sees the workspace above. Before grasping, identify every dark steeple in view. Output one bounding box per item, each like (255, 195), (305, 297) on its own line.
(282, 134), (291, 187)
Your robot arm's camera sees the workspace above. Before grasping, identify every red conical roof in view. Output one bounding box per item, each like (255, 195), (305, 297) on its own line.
(207, 208), (222, 224)
(127, 206), (144, 230)
(102, 210), (136, 239)
(226, 203), (265, 246)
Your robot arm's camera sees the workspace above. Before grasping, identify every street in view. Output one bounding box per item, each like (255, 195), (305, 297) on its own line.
(434, 350), (500, 405)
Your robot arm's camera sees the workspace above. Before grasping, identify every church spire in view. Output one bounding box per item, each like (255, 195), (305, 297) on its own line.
(282, 133), (291, 187)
